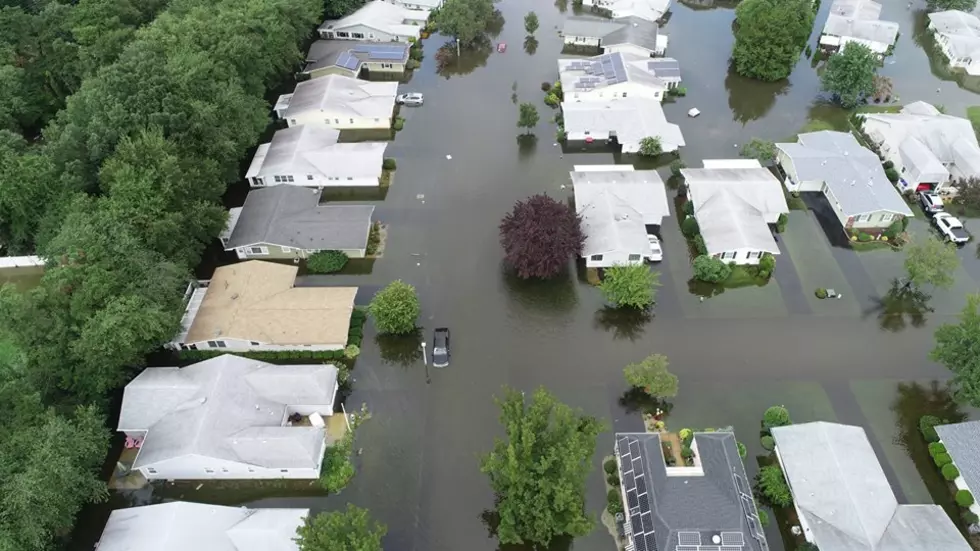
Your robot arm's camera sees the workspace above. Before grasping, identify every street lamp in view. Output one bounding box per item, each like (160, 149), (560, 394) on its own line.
(420, 341), (427, 365)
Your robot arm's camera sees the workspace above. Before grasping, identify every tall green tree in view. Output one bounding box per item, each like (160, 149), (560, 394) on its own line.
(435, 0), (495, 47)
(740, 138), (777, 164)
(368, 280), (421, 335)
(638, 136), (662, 157)
(927, 0), (976, 12)
(821, 44), (877, 108)
(623, 354), (678, 398)
(294, 505), (387, 551)
(731, 0), (814, 81)
(517, 102), (539, 134)
(524, 11), (539, 34)
(904, 236), (959, 290)
(481, 388), (604, 546)
(599, 264), (660, 308)
(932, 294), (980, 407)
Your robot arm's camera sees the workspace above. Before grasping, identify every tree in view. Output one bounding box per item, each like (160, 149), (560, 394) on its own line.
(756, 465), (793, 508)
(295, 505), (387, 551)
(368, 280), (421, 335)
(821, 44), (877, 108)
(638, 136), (662, 157)
(952, 177), (980, 214)
(307, 250), (349, 274)
(693, 255), (733, 283)
(740, 138), (777, 164)
(500, 194), (584, 279)
(517, 102), (539, 134)
(599, 264), (660, 308)
(927, 0), (977, 12)
(481, 388), (603, 546)
(763, 406), (791, 428)
(324, 0), (367, 18)
(904, 236), (959, 290)
(623, 354), (678, 398)
(524, 11), (539, 34)
(435, 0), (495, 47)
(731, 0), (814, 81)
(932, 294), (980, 407)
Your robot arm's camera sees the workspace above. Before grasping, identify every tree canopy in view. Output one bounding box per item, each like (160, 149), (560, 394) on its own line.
(904, 236), (959, 290)
(295, 505), (387, 551)
(731, 0), (814, 81)
(435, 0), (496, 47)
(524, 11), (539, 34)
(599, 264), (660, 308)
(623, 354), (678, 398)
(369, 280), (421, 335)
(740, 138), (777, 164)
(499, 194), (585, 279)
(638, 136), (662, 157)
(481, 388), (604, 546)
(932, 294), (980, 407)
(517, 102), (539, 133)
(927, 0), (977, 12)
(821, 44), (877, 108)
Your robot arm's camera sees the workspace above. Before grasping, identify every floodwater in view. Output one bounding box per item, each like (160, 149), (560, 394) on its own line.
(70, 0), (980, 549)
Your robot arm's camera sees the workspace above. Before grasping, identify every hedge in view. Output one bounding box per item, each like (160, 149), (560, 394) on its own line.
(934, 452), (953, 468)
(603, 458), (618, 475)
(942, 464), (960, 481)
(956, 490), (975, 508)
(919, 415), (942, 443)
(761, 435), (775, 451)
(928, 442), (947, 457)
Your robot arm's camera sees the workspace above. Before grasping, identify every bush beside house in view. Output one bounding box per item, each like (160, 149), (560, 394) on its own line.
(306, 250), (349, 274)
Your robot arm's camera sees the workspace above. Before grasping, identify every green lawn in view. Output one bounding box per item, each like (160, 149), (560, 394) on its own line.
(968, 106), (980, 137)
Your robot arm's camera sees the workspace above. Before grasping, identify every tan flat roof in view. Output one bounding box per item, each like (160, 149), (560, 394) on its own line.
(186, 261), (356, 346)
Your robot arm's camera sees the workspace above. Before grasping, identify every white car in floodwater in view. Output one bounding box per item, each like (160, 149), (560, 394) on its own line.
(647, 235), (663, 262)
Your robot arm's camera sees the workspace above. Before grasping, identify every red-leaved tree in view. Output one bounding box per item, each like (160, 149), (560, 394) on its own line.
(499, 194), (584, 279)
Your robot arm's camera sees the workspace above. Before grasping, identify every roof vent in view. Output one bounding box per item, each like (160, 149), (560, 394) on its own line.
(712, 534), (721, 545)
(231, 293), (239, 300)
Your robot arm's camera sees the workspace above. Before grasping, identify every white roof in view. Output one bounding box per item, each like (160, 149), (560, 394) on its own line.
(823, 0), (898, 46)
(562, 98), (685, 151)
(119, 355), (339, 471)
(598, 0), (670, 23)
(319, 1), (428, 36)
(558, 52), (676, 94)
(682, 160), (787, 254)
(863, 103), (980, 181)
(572, 167), (670, 257)
(245, 126), (386, 180)
(776, 131), (913, 217)
(929, 10), (980, 59)
(282, 74), (397, 121)
(772, 422), (971, 551)
(96, 502), (307, 551)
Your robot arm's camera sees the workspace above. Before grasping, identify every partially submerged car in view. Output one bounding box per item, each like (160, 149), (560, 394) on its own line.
(647, 234), (663, 262)
(933, 212), (970, 244)
(918, 191), (944, 215)
(432, 327), (450, 368)
(396, 92), (424, 106)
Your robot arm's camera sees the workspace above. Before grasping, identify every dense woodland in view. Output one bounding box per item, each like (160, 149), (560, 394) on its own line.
(0, 0), (351, 547)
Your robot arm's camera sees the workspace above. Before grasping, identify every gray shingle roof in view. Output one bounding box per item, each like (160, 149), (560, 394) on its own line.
(615, 431), (768, 551)
(227, 186), (375, 251)
(771, 422), (971, 551)
(303, 40), (409, 74)
(119, 355), (339, 471)
(776, 131), (913, 217)
(562, 16), (628, 38)
(937, 420), (980, 496)
(603, 16), (661, 51)
(929, 11), (980, 59)
(97, 502), (308, 551)
(823, 0), (898, 45)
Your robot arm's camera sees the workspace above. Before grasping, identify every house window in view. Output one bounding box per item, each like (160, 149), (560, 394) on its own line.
(274, 175), (283, 183)
(286, 175), (294, 182)
(280, 469), (289, 473)
(221, 468), (229, 473)
(350, 118), (354, 124)
(289, 119), (297, 126)
(248, 468), (255, 472)
(880, 213), (893, 222)
(628, 254), (641, 261)
(347, 177), (354, 180)
(721, 251), (736, 260)
(622, 92), (627, 97)
(250, 341), (260, 346)
(746, 251), (761, 259)
(147, 468), (157, 474)
(335, 119), (340, 124)
(854, 214), (868, 222)
(249, 246), (269, 255)
(282, 246), (293, 253)
(590, 254), (603, 261)
(335, 31), (349, 38)
(207, 340), (218, 348)
(205, 468), (215, 474)
(307, 174), (314, 180)
(584, 131), (590, 136)
(352, 32), (365, 39)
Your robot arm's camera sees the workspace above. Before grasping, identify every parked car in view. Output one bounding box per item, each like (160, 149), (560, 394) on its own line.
(432, 327), (450, 368)
(918, 191), (944, 215)
(396, 93), (424, 106)
(933, 212), (971, 244)
(647, 234), (663, 262)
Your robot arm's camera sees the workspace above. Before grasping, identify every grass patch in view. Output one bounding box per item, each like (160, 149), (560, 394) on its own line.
(783, 188), (807, 211)
(799, 119), (837, 133)
(856, 105), (902, 114)
(724, 265), (769, 288)
(380, 169), (393, 188)
(849, 240), (896, 251)
(968, 106), (980, 137)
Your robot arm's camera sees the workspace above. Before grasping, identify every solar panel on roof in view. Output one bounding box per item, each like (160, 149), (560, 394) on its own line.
(721, 546), (743, 551)
(335, 51), (360, 70)
(678, 532), (701, 545)
(627, 489), (639, 509)
(635, 475), (647, 496)
(721, 532), (744, 546)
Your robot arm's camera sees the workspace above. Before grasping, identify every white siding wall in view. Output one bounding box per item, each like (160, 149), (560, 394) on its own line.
(181, 337), (345, 352)
(604, 44), (655, 58)
(138, 453), (323, 481)
(584, 249), (647, 268)
(287, 110), (391, 130)
(566, 82), (663, 103)
(251, 170), (381, 189)
(233, 245), (368, 261)
(563, 34), (602, 47)
(849, 210), (899, 230)
(712, 249), (770, 266)
(931, 27), (980, 75)
(838, 35), (890, 55)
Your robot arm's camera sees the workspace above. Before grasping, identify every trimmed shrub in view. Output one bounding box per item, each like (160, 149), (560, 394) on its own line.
(776, 213), (788, 233)
(956, 490), (975, 508)
(306, 250), (349, 274)
(758, 253), (775, 279)
(757, 465), (793, 508)
(758, 508), (770, 527)
(736, 441), (747, 459)
(607, 473), (620, 486)
(407, 59), (420, 70)
(544, 93), (560, 107)
(693, 235), (707, 256)
(348, 308), (367, 347)
(885, 167), (900, 183)
(761, 435), (775, 451)
(928, 442), (947, 457)
(366, 222), (382, 255)
(541, 81), (552, 92)
(607, 488), (624, 515)
(679, 428), (693, 445)
(682, 201), (695, 217)
(763, 406), (791, 428)
(883, 160), (894, 169)
(942, 463), (960, 481)
(964, 511), (979, 525)
(693, 255), (733, 283)
(883, 218), (903, 240)
(680, 446), (694, 459)
(920, 415), (942, 442)
(382, 158), (397, 171)
(603, 458), (618, 475)
(670, 159), (686, 177)
(934, 452), (953, 468)
(857, 232), (872, 242)
(681, 216), (700, 237)
(815, 288), (828, 299)
(393, 117), (405, 131)
(343, 344), (360, 360)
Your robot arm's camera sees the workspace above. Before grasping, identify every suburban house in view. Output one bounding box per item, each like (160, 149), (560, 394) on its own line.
(274, 74), (398, 130)
(384, 0), (442, 9)
(771, 422), (971, 551)
(819, 0), (899, 55)
(302, 40), (410, 79)
(681, 159), (788, 265)
(221, 186), (375, 261)
(245, 125), (386, 189)
(936, 420), (980, 522)
(559, 52), (681, 103)
(581, 0), (670, 23)
(117, 354), (341, 480)
(776, 131), (913, 233)
(96, 502), (308, 551)
(561, 16), (668, 57)
(861, 101), (980, 193)
(614, 431), (769, 551)
(167, 260), (356, 352)
(571, 165), (670, 268)
(318, 1), (428, 42)
(929, 11), (980, 75)
(562, 99), (685, 153)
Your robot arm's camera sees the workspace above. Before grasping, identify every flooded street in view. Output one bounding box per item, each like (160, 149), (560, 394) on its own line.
(74, 0), (980, 549)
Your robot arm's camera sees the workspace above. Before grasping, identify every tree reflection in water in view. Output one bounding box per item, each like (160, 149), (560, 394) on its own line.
(863, 278), (933, 332)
